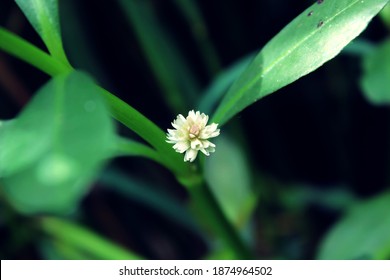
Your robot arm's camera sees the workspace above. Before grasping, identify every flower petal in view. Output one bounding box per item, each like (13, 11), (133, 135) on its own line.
(200, 123), (220, 139)
(190, 138), (203, 150)
(173, 141), (190, 153)
(184, 149), (198, 162)
(166, 110), (220, 162)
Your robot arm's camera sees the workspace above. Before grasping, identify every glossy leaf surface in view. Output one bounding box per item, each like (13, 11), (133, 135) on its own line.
(213, 0), (390, 125)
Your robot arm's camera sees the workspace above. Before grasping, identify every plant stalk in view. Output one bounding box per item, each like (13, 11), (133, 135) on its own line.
(0, 27), (251, 259)
(186, 179), (254, 259)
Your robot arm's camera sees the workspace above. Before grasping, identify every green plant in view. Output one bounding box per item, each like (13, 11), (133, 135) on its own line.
(1, 0), (390, 260)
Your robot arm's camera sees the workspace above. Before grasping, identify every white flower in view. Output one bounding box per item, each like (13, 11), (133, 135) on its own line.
(166, 110), (220, 162)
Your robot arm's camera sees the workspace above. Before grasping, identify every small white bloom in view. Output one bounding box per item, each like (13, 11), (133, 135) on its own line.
(166, 110), (220, 162)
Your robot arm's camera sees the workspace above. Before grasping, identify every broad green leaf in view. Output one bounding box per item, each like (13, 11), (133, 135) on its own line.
(0, 71), (115, 214)
(0, 27), (70, 76)
(118, 0), (199, 113)
(0, 27), (190, 179)
(205, 135), (256, 228)
(317, 192), (390, 259)
(360, 39), (390, 105)
(199, 53), (255, 115)
(0, 120), (12, 143)
(15, 0), (68, 63)
(212, 0), (390, 125)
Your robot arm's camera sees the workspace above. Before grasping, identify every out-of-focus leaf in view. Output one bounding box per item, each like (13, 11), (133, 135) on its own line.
(204, 135), (256, 228)
(205, 248), (236, 260)
(118, 0), (199, 113)
(379, 3), (390, 28)
(360, 39), (390, 105)
(0, 120), (12, 141)
(199, 53), (255, 115)
(281, 185), (358, 211)
(15, 0), (69, 63)
(40, 239), (92, 260)
(0, 71), (115, 214)
(212, 0), (390, 125)
(41, 217), (143, 260)
(318, 192), (390, 259)
(342, 39), (375, 56)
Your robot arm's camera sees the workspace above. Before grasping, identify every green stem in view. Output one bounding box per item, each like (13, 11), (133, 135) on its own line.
(114, 136), (168, 168)
(0, 27), (251, 259)
(100, 87), (190, 177)
(0, 27), (71, 76)
(50, 239), (92, 260)
(186, 179), (254, 259)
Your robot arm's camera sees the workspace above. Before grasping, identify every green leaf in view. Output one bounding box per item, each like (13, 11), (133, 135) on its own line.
(15, 0), (69, 63)
(204, 135), (256, 228)
(114, 137), (165, 166)
(212, 0), (390, 125)
(281, 185), (357, 211)
(318, 192), (390, 259)
(360, 39), (390, 105)
(0, 71), (115, 214)
(205, 248), (237, 260)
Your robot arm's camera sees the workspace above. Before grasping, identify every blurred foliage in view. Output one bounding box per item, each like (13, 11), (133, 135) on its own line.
(379, 2), (390, 28)
(205, 134), (256, 228)
(1, 0), (390, 260)
(360, 39), (390, 104)
(318, 192), (390, 259)
(1, 71), (114, 214)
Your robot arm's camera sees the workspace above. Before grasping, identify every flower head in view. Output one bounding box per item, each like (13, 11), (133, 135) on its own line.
(166, 110), (220, 162)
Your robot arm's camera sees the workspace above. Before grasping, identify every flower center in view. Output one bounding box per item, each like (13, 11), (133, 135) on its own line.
(189, 124), (200, 138)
